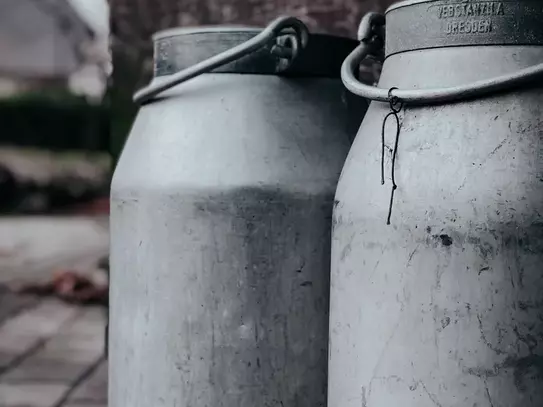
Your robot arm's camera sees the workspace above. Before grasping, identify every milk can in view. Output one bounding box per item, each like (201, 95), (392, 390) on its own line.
(109, 17), (364, 407)
(329, 2), (543, 406)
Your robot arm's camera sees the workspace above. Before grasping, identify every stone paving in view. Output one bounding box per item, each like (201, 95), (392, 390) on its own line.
(0, 291), (107, 407)
(0, 216), (109, 407)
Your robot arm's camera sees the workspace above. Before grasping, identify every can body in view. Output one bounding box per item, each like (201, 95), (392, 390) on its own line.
(110, 30), (362, 406)
(329, 1), (543, 406)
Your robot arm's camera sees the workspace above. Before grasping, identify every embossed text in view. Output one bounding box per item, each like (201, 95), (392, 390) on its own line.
(438, 2), (505, 19)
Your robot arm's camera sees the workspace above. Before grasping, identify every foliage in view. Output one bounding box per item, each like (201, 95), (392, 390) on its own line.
(0, 91), (109, 152)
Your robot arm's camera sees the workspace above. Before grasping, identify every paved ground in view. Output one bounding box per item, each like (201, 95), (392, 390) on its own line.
(0, 216), (108, 407)
(0, 217), (109, 285)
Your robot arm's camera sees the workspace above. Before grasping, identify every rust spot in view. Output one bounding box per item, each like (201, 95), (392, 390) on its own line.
(435, 234), (453, 246)
(441, 316), (451, 329)
(479, 266), (490, 275)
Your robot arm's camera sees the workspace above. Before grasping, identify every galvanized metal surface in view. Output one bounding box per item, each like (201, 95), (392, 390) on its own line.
(134, 16), (311, 103)
(341, 11), (543, 104)
(110, 26), (365, 407)
(386, 0), (543, 57)
(135, 16), (360, 103)
(154, 29), (359, 79)
(329, 2), (543, 406)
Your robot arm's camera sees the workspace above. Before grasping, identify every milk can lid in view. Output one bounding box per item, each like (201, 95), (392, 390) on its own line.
(151, 26), (358, 78)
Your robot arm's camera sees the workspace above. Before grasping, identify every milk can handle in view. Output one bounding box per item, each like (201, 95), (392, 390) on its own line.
(342, 12), (543, 105)
(133, 16), (309, 104)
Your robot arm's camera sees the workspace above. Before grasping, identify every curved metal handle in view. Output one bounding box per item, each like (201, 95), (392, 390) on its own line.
(134, 16), (310, 104)
(341, 12), (543, 105)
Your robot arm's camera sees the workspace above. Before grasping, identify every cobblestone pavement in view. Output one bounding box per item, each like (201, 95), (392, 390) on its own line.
(0, 288), (107, 407)
(0, 216), (109, 407)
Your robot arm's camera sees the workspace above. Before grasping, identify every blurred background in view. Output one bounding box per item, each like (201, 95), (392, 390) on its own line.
(0, 0), (393, 406)
(0, 1), (110, 406)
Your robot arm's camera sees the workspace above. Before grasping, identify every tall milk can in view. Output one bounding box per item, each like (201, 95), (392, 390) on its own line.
(329, 2), (543, 407)
(109, 17), (365, 407)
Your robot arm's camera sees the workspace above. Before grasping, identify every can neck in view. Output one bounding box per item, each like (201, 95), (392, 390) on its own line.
(153, 30), (359, 79)
(384, 0), (543, 59)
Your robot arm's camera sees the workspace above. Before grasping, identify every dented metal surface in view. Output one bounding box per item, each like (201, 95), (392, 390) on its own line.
(329, 1), (543, 406)
(110, 25), (363, 407)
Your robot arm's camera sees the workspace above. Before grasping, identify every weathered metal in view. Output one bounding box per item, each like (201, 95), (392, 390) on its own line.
(110, 17), (365, 407)
(329, 1), (543, 406)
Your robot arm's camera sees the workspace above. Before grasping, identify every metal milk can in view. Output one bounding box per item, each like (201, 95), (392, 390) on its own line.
(329, 2), (543, 406)
(109, 17), (365, 407)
